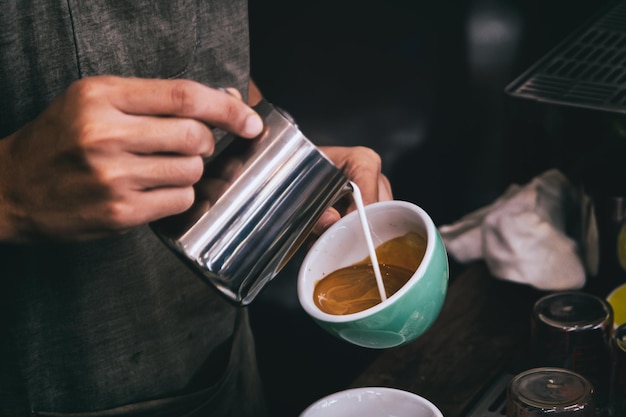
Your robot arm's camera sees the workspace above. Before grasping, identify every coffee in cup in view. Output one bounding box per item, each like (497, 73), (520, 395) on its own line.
(298, 200), (449, 349)
(313, 231), (427, 315)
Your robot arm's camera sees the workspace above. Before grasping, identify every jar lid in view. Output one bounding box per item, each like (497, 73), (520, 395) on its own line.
(533, 291), (613, 329)
(508, 368), (595, 412)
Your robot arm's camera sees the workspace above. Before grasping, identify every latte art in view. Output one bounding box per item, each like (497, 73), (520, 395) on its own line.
(313, 232), (427, 315)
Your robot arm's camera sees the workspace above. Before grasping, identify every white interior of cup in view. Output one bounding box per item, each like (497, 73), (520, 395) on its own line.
(299, 387), (444, 417)
(298, 200), (436, 323)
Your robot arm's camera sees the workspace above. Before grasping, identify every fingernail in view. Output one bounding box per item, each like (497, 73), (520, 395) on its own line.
(244, 113), (263, 137)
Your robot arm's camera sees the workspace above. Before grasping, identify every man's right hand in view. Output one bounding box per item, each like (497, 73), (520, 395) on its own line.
(0, 76), (263, 243)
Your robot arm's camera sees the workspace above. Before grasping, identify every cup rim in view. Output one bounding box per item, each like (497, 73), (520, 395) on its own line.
(297, 200), (437, 323)
(299, 386), (444, 417)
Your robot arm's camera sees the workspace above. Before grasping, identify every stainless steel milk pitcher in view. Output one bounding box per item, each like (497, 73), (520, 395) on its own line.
(151, 99), (350, 305)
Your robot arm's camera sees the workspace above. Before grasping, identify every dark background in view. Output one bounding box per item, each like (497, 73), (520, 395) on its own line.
(246, 1), (614, 415)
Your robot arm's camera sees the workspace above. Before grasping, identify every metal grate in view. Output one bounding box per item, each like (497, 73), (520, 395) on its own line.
(506, 0), (626, 114)
(462, 373), (512, 417)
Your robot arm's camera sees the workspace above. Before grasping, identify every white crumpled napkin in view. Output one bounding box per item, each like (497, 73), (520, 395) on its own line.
(438, 169), (598, 290)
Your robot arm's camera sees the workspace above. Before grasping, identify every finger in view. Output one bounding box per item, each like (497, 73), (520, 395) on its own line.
(311, 208), (340, 237)
(310, 175), (393, 237)
(86, 185), (197, 232)
(123, 154), (206, 190)
(120, 115), (216, 157)
(125, 186), (197, 225)
(378, 174), (393, 201)
(219, 87), (243, 100)
(104, 77), (263, 138)
(321, 146), (385, 205)
(90, 151), (205, 192)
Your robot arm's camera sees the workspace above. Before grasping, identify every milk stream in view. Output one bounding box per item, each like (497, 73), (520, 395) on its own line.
(350, 182), (387, 302)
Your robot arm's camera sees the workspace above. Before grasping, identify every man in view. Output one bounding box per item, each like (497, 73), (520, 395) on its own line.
(0, 1), (391, 415)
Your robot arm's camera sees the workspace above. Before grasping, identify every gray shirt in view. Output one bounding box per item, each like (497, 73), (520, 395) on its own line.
(0, 1), (266, 416)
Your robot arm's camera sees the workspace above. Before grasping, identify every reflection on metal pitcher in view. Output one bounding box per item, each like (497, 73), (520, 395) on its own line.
(151, 99), (350, 305)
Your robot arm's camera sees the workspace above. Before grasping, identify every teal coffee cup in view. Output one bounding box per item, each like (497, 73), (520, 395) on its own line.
(297, 200), (449, 348)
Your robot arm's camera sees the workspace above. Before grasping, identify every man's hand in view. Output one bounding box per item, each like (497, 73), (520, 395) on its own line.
(0, 76), (263, 242)
(312, 146), (393, 238)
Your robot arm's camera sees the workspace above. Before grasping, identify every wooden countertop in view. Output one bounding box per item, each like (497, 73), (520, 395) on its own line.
(349, 262), (545, 417)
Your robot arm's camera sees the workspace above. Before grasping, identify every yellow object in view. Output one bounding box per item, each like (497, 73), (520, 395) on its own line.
(608, 283), (626, 328)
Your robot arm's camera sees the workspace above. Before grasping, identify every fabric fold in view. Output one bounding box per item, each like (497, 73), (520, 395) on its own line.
(439, 169), (598, 290)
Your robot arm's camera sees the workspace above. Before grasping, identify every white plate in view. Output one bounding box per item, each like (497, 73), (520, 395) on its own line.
(299, 387), (444, 417)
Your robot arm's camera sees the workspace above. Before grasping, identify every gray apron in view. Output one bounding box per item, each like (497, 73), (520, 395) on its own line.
(30, 307), (263, 417)
(0, 1), (267, 416)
